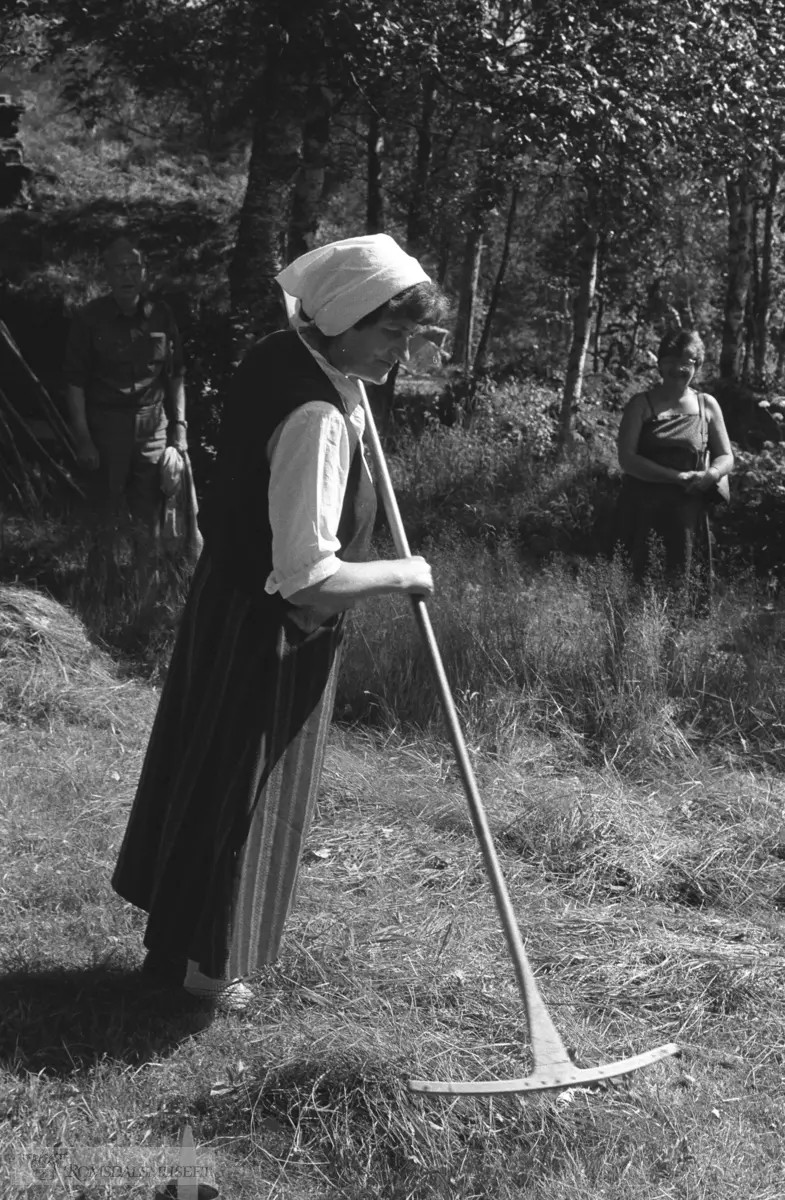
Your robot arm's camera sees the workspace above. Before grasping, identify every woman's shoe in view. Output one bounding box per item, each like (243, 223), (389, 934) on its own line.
(212, 981), (254, 1014)
(183, 961), (254, 1013)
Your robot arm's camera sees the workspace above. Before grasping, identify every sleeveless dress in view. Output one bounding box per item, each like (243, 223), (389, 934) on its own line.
(112, 331), (377, 978)
(616, 391), (711, 586)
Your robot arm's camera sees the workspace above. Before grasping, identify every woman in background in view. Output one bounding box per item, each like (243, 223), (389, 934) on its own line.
(112, 234), (448, 1007)
(616, 329), (733, 590)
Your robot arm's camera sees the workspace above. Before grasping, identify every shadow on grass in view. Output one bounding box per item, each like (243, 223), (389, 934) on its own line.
(0, 964), (213, 1076)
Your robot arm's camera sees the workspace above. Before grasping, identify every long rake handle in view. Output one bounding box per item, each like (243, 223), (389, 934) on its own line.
(359, 384), (569, 1066)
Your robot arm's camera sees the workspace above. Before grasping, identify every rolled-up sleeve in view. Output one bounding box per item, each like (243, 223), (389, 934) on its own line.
(63, 312), (93, 388)
(264, 402), (350, 599)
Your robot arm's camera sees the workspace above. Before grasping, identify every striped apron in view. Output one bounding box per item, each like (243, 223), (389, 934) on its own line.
(112, 553), (348, 977)
(112, 469), (375, 979)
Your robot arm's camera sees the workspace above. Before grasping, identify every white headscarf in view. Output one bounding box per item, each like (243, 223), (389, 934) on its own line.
(275, 234), (430, 336)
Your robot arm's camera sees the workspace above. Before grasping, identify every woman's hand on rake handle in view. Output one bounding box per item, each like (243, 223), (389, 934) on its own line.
(398, 555), (434, 596)
(287, 556), (433, 613)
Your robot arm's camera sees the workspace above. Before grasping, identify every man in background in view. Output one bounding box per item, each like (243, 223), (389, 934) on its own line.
(63, 236), (188, 582)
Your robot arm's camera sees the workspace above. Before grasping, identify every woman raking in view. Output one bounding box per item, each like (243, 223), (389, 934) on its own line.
(112, 235), (448, 1006)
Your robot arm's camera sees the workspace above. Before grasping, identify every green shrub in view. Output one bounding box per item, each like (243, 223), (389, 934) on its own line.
(386, 404), (619, 559)
(713, 440), (785, 580)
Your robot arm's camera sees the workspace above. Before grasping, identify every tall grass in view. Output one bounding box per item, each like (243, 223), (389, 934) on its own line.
(332, 404), (785, 774)
(338, 537), (785, 774)
(4, 492), (784, 779)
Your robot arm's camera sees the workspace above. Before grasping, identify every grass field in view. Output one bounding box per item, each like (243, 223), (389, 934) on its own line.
(1, 568), (784, 1200)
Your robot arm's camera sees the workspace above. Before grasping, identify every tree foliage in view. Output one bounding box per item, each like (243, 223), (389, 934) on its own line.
(8, 0), (785, 433)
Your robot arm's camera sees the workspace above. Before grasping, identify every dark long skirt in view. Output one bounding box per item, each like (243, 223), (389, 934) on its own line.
(613, 478), (712, 591)
(112, 552), (343, 977)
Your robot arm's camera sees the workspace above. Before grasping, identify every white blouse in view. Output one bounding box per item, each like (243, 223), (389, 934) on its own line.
(263, 332), (368, 600)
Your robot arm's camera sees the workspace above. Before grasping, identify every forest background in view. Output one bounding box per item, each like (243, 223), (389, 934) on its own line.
(2, 3), (785, 1199)
(6, 1), (785, 570)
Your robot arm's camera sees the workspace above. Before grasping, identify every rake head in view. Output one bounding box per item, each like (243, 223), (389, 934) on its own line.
(408, 1040), (681, 1096)
(408, 934), (680, 1097)
(406, 858), (680, 1099)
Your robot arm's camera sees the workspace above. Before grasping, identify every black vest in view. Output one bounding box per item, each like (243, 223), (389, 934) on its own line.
(200, 330), (376, 603)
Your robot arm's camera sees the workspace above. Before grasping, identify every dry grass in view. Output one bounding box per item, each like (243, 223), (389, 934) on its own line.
(0, 517), (193, 681)
(0, 582), (133, 726)
(1, 588), (784, 1199)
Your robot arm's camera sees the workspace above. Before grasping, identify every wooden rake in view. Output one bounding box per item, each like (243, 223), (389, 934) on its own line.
(359, 383), (680, 1097)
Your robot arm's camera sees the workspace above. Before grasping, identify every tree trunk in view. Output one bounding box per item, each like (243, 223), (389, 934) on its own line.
(406, 73), (436, 256)
(742, 282), (754, 383)
(776, 326), (785, 385)
(719, 170), (754, 382)
(593, 289), (604, 374)
(473, 183), (518, 374)
(451, 209), (485, 373)
(559, 194), (599, 448)
(676, 297), (695, 330)
(366, 105), (385, 234)
(626, 311), (641, 367)
(362, 103), (392, 427)
(437, 218), (451, 286)
(229, 59), (299, 358)
(748, 196), (761, 385)
(752, 158), (779, 386)
(287, 77), (334, 261)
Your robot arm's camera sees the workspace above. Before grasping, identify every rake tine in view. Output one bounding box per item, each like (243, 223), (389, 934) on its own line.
(358, 382), (680, 1096)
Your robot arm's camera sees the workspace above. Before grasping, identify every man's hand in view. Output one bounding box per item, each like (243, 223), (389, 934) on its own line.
(75, 434), (100, 470)
(168, 422), (188, 453)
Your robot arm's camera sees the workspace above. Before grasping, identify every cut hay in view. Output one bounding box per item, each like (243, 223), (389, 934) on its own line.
(0, 583), (129, 728)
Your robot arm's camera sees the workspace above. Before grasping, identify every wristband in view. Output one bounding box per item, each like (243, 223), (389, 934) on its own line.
(173, 419), (188, 428)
